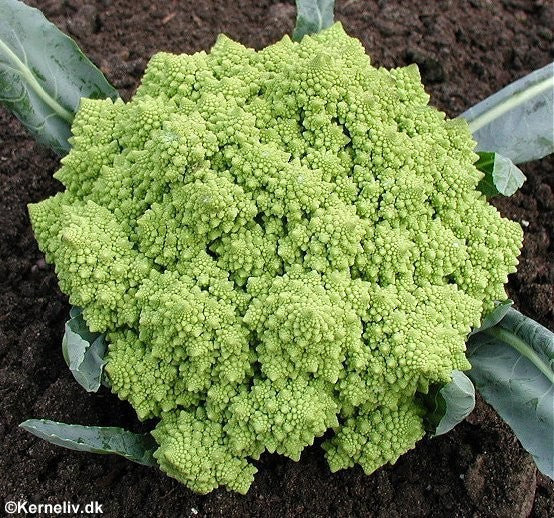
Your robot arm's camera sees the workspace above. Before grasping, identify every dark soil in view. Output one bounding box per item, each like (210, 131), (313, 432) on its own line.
(1, 1), (553, 517)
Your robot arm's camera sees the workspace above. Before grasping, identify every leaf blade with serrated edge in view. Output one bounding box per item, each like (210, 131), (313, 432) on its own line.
(467, 308), (554, 479)
(460, 62), (554, 164)
(20, 419), (157, 466)
(293, 0), (335, 41)
(0, 0), (118, 155)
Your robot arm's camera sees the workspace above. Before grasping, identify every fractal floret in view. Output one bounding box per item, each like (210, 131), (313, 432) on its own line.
(28, 23), (522, 494)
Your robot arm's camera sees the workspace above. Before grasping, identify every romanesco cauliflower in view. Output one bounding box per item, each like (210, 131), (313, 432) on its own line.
(28, 23), (522, 494)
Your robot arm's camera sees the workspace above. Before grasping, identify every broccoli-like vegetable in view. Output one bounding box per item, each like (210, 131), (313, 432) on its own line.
(28, 23), (523, 494)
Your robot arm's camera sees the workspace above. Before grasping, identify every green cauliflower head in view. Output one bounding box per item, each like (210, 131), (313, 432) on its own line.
(28, 23), (522, 494)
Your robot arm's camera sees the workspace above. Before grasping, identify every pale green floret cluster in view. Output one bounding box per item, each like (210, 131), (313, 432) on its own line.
(28, 23), (523, 494)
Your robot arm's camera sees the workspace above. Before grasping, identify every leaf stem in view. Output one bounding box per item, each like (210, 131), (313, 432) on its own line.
(483, 326), (554, 384)
(0, 37), (74, 122)
(468, 75), (554, 133)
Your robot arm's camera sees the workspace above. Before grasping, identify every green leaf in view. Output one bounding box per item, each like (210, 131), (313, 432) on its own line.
(421, 370), (476, 436)
(470, 299), (513, 335)
(490, 154), (526, 196)
(20, 419), (157, 466)
(460, 62), (554, 164)
(0, 0), (118, 155)
(475, 151), (526, 197)
(61, 307), (107, 393)
(467, 308), (554, 479)
(293, 0), (335, 41)
(474, 152), (498, 197)
(69, 305), (81, 319)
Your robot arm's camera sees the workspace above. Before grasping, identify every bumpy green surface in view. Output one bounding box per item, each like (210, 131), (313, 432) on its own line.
(29, 23), (522, 494)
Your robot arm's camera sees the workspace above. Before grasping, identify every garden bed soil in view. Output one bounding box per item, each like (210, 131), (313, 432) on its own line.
(1, 1), (553, 517)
